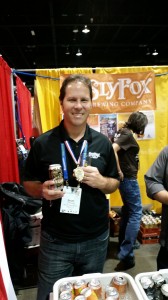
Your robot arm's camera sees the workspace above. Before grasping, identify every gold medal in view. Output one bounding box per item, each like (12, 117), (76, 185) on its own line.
(74, 166), (84, 182)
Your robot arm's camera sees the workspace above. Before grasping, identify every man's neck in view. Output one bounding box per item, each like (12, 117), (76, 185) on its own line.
(64, 122), (86, 142)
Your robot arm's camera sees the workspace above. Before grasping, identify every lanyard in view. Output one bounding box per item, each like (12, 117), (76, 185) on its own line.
(61, 140), (88, 183)
(61, 143), (68, 182)
(64, 140), (88, 166)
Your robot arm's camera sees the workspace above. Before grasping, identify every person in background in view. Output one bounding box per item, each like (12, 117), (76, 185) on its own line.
(23, 74), (119, 300)
(112, 111), (148, 271)
(144, 146), (168, 270)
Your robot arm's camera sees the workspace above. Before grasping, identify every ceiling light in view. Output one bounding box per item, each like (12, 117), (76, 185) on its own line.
(73, 28), (79, 33)
(76, 13), (83, 17)
(152, 49), (158, 56)
(82, 25), (90, 34)
(31, 30), (35, 36)
(65, 47), (70, 55)
(146, 48), (150, 55)
(76, 49), (82, 56)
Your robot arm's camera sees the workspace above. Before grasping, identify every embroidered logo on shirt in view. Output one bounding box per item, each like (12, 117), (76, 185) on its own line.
(88, 152), (100, 159)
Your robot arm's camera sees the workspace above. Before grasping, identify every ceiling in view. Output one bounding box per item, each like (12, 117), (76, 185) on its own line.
(0, 0), (168, 87)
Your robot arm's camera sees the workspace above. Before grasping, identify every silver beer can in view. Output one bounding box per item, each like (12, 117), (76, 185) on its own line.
(105, 286), (119, 299)
(49, 164), (64, 190)
(110, 276), (127, 298)
(60, 291), (73, 300)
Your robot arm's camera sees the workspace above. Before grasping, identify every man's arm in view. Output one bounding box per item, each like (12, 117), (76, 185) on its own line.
(144, 147), (168, 205)
(144, 175), (168, 205)
(153, 191), (168, 205)
(98, 176), (120, 194)
(23, 180), (65, 200)
(23, 181), (43, 198)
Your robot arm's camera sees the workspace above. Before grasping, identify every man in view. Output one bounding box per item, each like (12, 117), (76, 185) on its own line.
(144, 146), (168, 270)
(23, 74), (119, 300)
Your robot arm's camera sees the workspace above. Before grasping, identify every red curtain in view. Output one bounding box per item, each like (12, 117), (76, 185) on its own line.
(0, 211), (17, 300)
(0, 211), (7, 300)
(0, 272), (7, 300)
(16, 76), (32, 149)
(0, 57), (19, 183)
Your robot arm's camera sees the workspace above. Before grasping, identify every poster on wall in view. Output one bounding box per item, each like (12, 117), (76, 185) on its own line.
(99, 114), (117, 141)
(87, 111), (155, 140)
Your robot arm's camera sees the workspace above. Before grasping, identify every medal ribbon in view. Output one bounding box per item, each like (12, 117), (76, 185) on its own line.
(64, 140), (88, 166)
(61, 140), (88, 182)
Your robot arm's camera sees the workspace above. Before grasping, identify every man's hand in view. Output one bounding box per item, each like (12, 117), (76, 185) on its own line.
(82, 166), (119, 193)
(42, 180), (65, 200)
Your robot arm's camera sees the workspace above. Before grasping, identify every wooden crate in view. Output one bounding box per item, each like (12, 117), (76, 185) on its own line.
(138, 229), (160, 244)
(140, 225), (161, 234)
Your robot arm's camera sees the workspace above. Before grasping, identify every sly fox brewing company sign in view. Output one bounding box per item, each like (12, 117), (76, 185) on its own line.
(60, 72), (156, 114)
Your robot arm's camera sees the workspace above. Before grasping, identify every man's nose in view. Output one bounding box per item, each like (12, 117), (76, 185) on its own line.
(74, 100), (83, 108)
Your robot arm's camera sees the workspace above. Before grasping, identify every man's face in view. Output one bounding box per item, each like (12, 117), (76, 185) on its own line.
(61, 81), (92, 127)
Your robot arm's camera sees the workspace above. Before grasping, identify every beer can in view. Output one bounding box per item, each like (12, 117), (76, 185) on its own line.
(140, 276), (154, 290)
(60, 290), (73, 300)
(140, 276), (155, 298)
(59, 281), (74, 294)
(161, 283), (168, 298)
(80, 287), (98, 300)
(110, 276), (127, 298)
(74, 279), (87, 296)
(49, 164), (64, 190)
(151, 273), (166, 288)
(88, 278), (102, 299)
(105, 286), (119, 299)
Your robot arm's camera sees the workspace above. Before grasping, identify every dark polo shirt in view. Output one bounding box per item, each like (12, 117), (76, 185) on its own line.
(24, 120), (118, 242)
(114, 128), (140, 179)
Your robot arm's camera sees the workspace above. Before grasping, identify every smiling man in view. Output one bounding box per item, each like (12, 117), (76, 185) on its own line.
(23, 74), (119, 300)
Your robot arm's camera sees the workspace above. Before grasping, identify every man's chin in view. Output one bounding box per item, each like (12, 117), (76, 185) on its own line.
(72, 119), (86, 126)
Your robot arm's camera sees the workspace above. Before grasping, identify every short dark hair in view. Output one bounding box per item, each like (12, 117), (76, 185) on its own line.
(124, 111), (148, 134)
(59, 74), (93, 102)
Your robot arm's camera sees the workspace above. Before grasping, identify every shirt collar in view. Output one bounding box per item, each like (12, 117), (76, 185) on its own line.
(53, 120), (92, 143)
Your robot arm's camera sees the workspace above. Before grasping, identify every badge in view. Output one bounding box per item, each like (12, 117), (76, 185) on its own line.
(73, 166), (84, 182)
(60, 186), (82, 214)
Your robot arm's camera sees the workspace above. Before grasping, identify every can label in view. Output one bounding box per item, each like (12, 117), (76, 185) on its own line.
(49, 164), (64, 190)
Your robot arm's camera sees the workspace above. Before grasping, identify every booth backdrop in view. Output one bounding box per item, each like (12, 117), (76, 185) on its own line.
(35, 66), (168, 213)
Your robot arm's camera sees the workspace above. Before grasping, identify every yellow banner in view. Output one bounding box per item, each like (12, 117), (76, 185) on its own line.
(61, 72), (156, 114)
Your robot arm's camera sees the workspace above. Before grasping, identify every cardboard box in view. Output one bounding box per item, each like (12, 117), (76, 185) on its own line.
(25, 210), (43, 248)
(109, 210), (121, 237)
(53, 272), (144, 300)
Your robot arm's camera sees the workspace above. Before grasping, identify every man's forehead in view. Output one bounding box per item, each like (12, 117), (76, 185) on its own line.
(66, 81), (84, 89)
